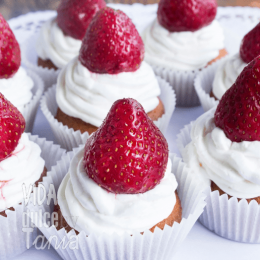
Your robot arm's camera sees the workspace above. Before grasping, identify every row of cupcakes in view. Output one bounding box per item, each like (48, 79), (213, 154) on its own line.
(0, 13), (44, 133)
(181, 20), (260, 243)
(0, 16), (66, 258)
(22, 0), (226, 109)
(0, 81), (205, 259)
(0, 58), (206, 259)
(36, 2), (178, 150)
(20, 0), (231, 151)
(178, 51), (260, 243)
(0, 1), (259, 259)
(0, 2), (206, 258)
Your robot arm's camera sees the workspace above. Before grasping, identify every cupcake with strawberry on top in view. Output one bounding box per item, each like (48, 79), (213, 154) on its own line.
(22, 0), (106, 91)
(55, 98), (181, 234)
(0, 93), (65, 258)
(196, 22), (260, 112)
(36, 0), (106, 70)
(30, 98), (206, 259)
(0, 94), (46, 214)
(42, 7), (175, 150)
(142, 0), (226, 106)
(179, 55), (260, 242)
(0, 13), (43, 131)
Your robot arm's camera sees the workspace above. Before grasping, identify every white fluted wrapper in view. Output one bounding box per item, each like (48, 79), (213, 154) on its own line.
(0, 134), (66, 259)
(28, 147), (206, 260)
(24, 70), (44, 132)
(41, 76), (176, 151)
(194, 59), (228, 112)
(21, 34), (60, 91)
(177, 122), (260, 243)
(152, 65), (200, 107)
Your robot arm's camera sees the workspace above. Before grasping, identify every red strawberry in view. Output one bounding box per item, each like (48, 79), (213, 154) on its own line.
(240, 22), (260, 64)
(215, 55), (260, 142)
(0, 93), (25, 161)
(57, 0), (106, 40)
(79, 7), (145, 74)
(0, 13), (21, 79)
(83, 98), (168, 194)
(157, 0), (217, 32)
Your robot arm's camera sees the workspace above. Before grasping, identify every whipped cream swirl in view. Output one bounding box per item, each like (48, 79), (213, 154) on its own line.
(143, 19), (225, 71)
(183, 109), (260, 199)
(56, 57), (161, 127)
(212, 54), (247, 100)
(36, 17), (82, 69)
(0, 67), (33, 115)
(58, 147), (177, 235)
(0, 133), (45, 211)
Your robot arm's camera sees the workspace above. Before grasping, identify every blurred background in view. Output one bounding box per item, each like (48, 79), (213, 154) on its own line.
(0, 0), (259, 20)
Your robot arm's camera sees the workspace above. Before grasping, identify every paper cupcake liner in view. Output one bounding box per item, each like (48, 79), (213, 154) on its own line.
(0, 134), (66, 259)
(152, 76), (176, 134)
(24, 69), (44, 132)
(28, 146), (206, 260)
(177, 122), (260, 243)
(152, 65), (200, 107)
(21, 34), (60, 91)
(194, 58), (230, 112)
(41, 76), (176, 151)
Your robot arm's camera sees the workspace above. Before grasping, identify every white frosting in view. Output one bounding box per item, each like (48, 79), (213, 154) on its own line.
(183, 109), (260, 199)
(212, 54), (247, 100)
(58, 148), (178, 235)
(0, 67), (33, 115)
(56, 57), (161, 127)
(36, 17), (82, 69)
(143, 19), (225, 71)
(0, 133), (45, 211)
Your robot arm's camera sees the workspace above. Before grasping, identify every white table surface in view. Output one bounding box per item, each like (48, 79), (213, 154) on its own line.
(8, 4), (260, 259)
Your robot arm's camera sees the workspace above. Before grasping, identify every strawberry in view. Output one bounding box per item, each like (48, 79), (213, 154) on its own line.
(240, 22), (260, 64)
(0, 93), (25, 161)
(57, 0), (106, 40)
(215, 55), (260, 142)
(79, 7), (145, 74)
(157, 0), (217, 32)
(0, 13), (21, 79)
(83, 98), (168, 194)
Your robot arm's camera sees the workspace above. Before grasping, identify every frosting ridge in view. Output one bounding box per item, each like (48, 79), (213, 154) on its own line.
(0, 133), (45, 211)
(143, 19), (224, 71)
(56, 57), (161, 127)
(212, 54), (247, 100)
(36, 18), (82, 69)
(183, 109), (260, 198)
(0, 67), (33, 115)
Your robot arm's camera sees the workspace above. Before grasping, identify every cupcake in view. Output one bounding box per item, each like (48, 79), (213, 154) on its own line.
(56, 98), (181, 234)
(0, 13), (43, 132)
(28, 98), (206, 260)
(178, 56), (260, 243)
(0, 93), (45, 213)
(22, 0), (106, 91)
(142, 0), (226, 106)
(0, 93), (66, 258)
(195, 22), (260, 112)
(42, 7), (176, 150)
(36, 0), (106, 70)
